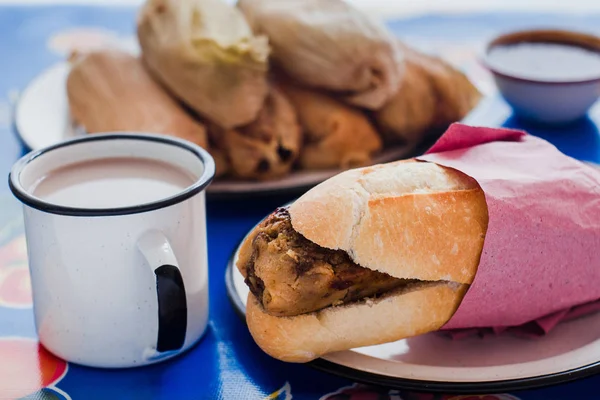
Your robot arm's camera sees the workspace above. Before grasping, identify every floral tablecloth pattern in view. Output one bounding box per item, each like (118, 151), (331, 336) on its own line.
(0, 5), (599, 400)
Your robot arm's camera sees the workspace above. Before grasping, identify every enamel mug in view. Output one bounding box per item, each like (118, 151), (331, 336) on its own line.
(8, 133), (215, 368)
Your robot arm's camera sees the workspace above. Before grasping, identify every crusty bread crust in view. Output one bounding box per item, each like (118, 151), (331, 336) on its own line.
(289, 159), (489, 284)
(240, 159), (489, 362)
(246, 281), (468, 363)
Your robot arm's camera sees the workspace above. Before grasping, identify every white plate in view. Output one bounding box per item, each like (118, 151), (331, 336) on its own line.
(13, 62), (427, 198)
(225, 221), (600, 393)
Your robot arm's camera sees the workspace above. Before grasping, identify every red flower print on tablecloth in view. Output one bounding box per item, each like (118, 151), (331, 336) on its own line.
(0, 337), (69, 399)
(0, 235), (32, 308)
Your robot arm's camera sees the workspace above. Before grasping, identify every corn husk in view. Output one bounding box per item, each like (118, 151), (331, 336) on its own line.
(238, 0), (402, 110)
(374, 43), (482, 148)
(66, 49), (208, 148)
(137, 0), (271, 128)
(277, 78), (382, 170)
(208, 85), (302, 180)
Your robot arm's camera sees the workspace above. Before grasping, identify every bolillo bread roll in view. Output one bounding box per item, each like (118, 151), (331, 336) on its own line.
(246, 282), (468, 363)
(237, 159), (489, 362)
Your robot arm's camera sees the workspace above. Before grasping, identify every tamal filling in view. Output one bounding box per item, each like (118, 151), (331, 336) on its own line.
(244, 207), (422, 317)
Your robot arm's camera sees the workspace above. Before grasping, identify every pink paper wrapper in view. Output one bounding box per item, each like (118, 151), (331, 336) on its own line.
(416, 123), (600, 335)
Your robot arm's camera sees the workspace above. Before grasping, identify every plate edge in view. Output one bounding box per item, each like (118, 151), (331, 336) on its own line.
(224, 233), (600, 394)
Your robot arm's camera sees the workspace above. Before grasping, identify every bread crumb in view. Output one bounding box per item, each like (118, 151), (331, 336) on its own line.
(451, 243), (459, 255)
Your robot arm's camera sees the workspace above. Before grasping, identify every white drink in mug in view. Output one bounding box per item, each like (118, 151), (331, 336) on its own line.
(8, 133), (215, 368)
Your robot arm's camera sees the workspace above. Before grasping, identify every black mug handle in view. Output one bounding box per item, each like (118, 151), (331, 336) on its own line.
(155, 264), (187, 352)
(138, 231), (188, 361)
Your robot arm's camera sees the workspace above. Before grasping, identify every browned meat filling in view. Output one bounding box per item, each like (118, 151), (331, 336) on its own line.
(244, 207), (418, 317)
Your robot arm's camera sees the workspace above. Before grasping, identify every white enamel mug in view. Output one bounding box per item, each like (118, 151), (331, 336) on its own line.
(8, 133), (215, 368)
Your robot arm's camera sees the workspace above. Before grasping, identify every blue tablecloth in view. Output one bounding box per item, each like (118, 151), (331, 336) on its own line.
(0, 5), (599, 400)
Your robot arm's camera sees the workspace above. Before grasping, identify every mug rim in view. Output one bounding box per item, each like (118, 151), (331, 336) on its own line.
(8, 132), (216, 217)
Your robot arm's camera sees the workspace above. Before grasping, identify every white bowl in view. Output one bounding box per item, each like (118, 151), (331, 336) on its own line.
(483, 29), (600, 125)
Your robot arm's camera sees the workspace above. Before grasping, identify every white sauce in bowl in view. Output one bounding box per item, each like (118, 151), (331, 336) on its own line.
(486, 42), (600, 82)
